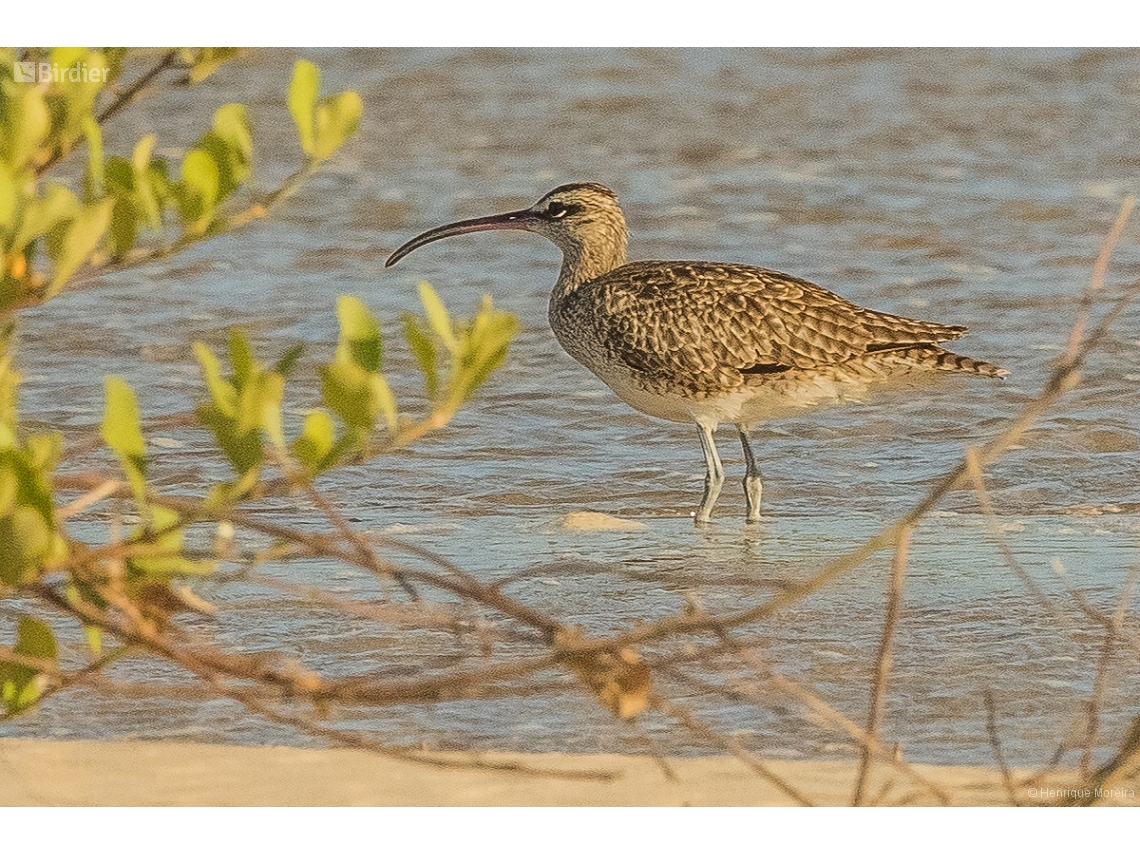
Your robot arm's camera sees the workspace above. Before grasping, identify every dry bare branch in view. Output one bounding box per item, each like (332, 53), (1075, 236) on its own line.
(853, 525), (911, 805)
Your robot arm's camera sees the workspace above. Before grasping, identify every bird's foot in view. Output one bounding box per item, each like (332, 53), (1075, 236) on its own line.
(742, 475), (762, 524)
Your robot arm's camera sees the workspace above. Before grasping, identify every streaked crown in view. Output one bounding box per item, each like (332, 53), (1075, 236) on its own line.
(527, 183), (629, 286)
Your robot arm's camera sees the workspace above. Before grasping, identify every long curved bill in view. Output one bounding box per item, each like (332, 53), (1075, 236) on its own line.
(385, 209), (538, 267)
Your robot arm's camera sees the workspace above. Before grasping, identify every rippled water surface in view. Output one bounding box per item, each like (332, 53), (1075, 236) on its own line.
(5, 48), (1140, 767)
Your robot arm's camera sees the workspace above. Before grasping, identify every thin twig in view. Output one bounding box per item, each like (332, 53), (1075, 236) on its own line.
(619, 717), (679, 783)
(216, 676), (618, 783)
(1080, 567), (1140, 777)
(658, 659), (949, 805)
(53, 475), (571, 646)
(97, 50), (182, 126)
(660, 603), (950, 805)
(983, 689), (1020, 806)
(852, 525), (911, 806)
(18, 162), (323, 312)
(964, 447), (1075, 634)
(0, 648), (59, 673)
(241, 568), (535, 643)
(1062, 713), (1140, 806)
(300, 479), (420, 600)
(0, 648), (129, 723)
(1040, 556), (1140, 667)
(28, 581), (612, 780)
(68, 168), (310, 286)
(650, 693), (814, 806)
(75, 674), (571, 706)
(1063, 195), (1136, 358)
(55, 479), (124, 520)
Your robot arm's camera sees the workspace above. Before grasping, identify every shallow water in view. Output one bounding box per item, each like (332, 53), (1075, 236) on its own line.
(4, 48), (1140, 768)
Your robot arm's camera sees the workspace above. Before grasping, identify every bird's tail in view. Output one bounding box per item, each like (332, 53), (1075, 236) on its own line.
(874, 344), (1009, 378)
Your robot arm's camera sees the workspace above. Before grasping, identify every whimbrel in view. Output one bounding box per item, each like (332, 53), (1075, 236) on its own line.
(386, 183), (1007, 524)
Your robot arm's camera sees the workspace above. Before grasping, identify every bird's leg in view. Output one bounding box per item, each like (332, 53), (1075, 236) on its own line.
(695, 423), (724, 524)
(737, 425), (763, 523)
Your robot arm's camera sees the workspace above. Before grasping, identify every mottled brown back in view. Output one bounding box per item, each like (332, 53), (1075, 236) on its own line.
(554, 260), (1005, 396)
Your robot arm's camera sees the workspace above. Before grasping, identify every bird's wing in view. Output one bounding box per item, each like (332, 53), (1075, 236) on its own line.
(589, 262), (966, 391)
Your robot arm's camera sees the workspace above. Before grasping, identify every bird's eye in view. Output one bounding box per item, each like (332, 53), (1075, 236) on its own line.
(544, 201), (576, 219)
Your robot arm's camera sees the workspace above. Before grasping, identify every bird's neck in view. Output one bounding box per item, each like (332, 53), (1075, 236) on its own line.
(555, 230), (628, 292)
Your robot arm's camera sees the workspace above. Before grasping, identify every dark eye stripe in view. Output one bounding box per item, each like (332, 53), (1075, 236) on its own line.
(544, 201), (582, 219)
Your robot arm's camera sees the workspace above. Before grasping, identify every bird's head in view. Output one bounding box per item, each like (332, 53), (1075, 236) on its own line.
(386, 182), (629, 285)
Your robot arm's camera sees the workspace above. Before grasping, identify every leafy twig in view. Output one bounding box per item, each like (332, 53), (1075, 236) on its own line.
(33, 50), (181, 178)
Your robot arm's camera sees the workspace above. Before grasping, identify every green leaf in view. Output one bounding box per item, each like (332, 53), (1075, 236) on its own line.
(228, 328), (255, 386)
(102, 377), (145, 459)
(48, 199), (113, 297)
(25, 433), (62, 473)
(213, 104), (253, 166)
(103, 155), (140, 256)
(47, 50), (110, 150)
(0, 616), (57, 714)
(12, 185), (80, 253)
(0, 352), (20, 449)
(82, 117), (104, 201)
(319, 297), (396, 445)
(131, 134), (156, 176)
(144, 158), (171, 209)
(0, 465), (16, 511)
(4, 87), (50, 172)
(193, 337), (278, 474)
(131, 135), (162, 230)
(178, 148), (220, 227)
(336, 295), (382, 372)
(196, 402), (262, 476)
(0, 162), (16, 230)
(107, 195), (140, 259)
(256, 371), (286, 451)
(403, 313), (439, 400)
(292, 409), (336, 474)
(128, 505), (214, 577)
(15, 615), (57, 660)
(417, 281), (458, 352)
(312, 91), (363, 160)
(182, 48), (240, 84)
(319, 359), (374, 433)
(288, 60), (320, 157)
(83, 624), (103, 657)
(234, 377), (262, 437)
(102, 376), (147, 505)
(0, 440), (57, 526)
(104, 156), (134, 195)
(446, 295), (518, 408)
(200, 104), (252, 200)
(193, 342), (236, 417)
(274, 343), (305, 377)
(373, 373), (398, 434)
(0, 504), (52, 586)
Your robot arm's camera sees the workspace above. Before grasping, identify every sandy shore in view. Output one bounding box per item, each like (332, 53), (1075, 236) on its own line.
(3, 737), (1132, 806)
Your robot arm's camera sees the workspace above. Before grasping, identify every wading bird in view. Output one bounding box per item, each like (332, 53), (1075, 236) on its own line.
(386, 183), (1006, 524)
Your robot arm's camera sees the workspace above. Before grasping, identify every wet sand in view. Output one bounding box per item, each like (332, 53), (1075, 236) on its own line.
(2, 738), (1131, 806)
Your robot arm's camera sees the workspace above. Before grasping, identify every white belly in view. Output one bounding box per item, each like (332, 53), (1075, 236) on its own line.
(588, 360), (875, 430)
